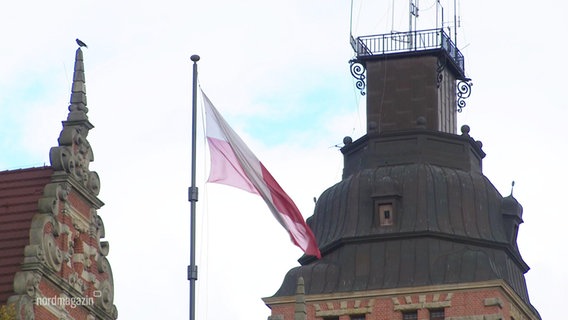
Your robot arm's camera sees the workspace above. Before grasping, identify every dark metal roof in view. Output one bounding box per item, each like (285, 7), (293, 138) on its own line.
(277, 164), (529, 296)
(272, 129), (536, 314)
(0, 166), (53, 304)
(310, 164), (514, 253)
(276, 239), (530, 299)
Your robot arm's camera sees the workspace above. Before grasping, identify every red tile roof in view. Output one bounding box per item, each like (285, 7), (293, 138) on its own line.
(0, 166), (53, 304)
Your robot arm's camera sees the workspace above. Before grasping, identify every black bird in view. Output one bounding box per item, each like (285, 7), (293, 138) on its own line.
(76, 38), (88, 48)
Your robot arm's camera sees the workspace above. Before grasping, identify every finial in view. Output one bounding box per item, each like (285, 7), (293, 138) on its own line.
(67, 46), (89, 123)
(190, 54), (200, 62)
(294, 276), (306, 320)
(510, 181), (515, 196)
(460, 125), (470, 136)
(296, 276), (305, 293)
(76, 38), (88, 49)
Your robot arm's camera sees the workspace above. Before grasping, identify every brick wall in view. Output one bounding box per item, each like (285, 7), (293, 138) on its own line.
(265, 282), (538, 320)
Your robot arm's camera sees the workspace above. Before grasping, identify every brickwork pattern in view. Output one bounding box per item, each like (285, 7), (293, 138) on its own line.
(266, 283), (539, 320)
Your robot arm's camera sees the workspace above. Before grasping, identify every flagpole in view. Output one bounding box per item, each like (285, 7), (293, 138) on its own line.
(188, 54), (200, 320)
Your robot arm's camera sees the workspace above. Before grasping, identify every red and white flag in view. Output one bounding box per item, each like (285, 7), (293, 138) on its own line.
(203, 90), (321, 258)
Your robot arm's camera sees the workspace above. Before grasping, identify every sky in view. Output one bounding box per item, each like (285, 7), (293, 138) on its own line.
(1, 0), (567, 319)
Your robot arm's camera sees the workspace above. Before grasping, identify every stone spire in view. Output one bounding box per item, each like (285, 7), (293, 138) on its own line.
(66, 47), (92, 129)
(49, 47), (100, 197)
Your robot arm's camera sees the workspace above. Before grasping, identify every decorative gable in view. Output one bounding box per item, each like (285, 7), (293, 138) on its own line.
(7, 47), (117, 320)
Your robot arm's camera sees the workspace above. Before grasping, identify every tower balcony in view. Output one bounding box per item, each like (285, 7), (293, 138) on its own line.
(351, 28), (466, 80)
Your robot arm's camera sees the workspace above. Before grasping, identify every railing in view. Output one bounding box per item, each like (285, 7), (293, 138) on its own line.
(351, 29), (464, 74)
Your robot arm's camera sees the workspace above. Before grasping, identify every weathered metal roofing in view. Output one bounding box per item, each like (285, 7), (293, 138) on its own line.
(275, 163), (529, 296)
(276, 239), (530, 299)
(311, 164), (512, 250)
(0, 166), (53, 304)
(272, 129), (535, 312)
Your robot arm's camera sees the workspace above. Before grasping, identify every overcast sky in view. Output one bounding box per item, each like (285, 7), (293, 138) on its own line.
(1, 1), (566, 319)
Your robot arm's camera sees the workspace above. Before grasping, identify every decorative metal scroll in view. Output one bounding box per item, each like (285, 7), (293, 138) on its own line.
(349, 59), (366, 96)
(456, 78), (473, 112)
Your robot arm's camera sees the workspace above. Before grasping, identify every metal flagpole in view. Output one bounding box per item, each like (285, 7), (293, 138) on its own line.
(188, 54), (200, 320)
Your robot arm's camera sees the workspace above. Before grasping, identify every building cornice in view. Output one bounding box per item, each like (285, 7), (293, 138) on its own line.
(263, 279), (539, 319)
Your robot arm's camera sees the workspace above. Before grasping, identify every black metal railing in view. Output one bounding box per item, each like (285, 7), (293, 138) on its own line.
(351, 29), (464, 74)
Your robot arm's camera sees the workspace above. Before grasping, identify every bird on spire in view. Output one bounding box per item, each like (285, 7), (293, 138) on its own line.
(76, 38), (88, 48)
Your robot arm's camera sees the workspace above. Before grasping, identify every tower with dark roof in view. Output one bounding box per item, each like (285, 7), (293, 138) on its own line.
(263, 21), (540, 320)
(0, 46), (117, 320)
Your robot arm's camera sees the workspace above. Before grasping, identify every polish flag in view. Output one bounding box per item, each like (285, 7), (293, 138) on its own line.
(203, 90), (321, 258)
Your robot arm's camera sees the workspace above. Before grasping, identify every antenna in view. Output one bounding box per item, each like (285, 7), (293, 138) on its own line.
(452, 0), (463, 48)
(409, 0), (419, 33)
(349, 0), (354, 38)
(391, 0), (396, 32)
(409, 0), (419, 49)
(436, 0), (442, 30)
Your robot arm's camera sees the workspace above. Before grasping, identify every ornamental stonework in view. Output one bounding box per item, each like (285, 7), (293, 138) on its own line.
(7, 47), (117, 320)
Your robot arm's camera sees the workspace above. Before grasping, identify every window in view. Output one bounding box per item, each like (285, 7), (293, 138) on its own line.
(350, 315), (365, 320)
(377, 203), (394, 226)
(322, 317), (339, 320)
(402, 311), (418, 320)
(430, 309), (444, 320)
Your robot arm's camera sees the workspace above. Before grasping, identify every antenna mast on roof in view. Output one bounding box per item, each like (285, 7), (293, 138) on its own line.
(453, 0), (458, 48)
(436, 0), (443, 31)
(409, 0), (419, 33)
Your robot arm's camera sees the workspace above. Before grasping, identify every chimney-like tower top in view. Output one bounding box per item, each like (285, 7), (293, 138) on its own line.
(350, 29), (472, 135)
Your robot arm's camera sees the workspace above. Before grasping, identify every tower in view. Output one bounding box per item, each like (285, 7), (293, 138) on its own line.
(263, 4), (540, 320)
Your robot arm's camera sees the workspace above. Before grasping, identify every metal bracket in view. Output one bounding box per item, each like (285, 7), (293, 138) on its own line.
(188, 265), (198, 281)
(349, 59), (366, 96)
(457, 78), (473, 112)
(188, 186), (199, 202)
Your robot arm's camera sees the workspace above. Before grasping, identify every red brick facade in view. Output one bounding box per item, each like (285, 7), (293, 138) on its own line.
(6, 178), (117, 320)
(265, 280), (538, 320)
(0, 47), (117, 320)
